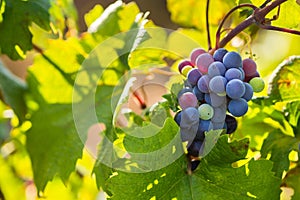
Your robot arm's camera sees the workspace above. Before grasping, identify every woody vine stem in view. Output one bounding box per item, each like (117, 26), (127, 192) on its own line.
(207, 0), (300, 53)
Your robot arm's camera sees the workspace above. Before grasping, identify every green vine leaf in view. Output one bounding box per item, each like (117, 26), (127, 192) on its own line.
(25, 36), (89, 192)
(0, 61), (27, 122)
(84, 4), (104, 28)
(87, 0), (140, 37)
(123, 118), (180, 154)
(166, 0), (236, 30)
(282, 165), (300, 200)
(0, 0), (51, 60)
(26, 104), (84, 192)
(269, 56), (300, 102)
(0, 101), (9, 145)
(199, 129), (223, 158)
(261, 130), (299, 178)
(270, 0), (300, 28)
(72, 3), (153, 191)
(100, 136), (281, 200)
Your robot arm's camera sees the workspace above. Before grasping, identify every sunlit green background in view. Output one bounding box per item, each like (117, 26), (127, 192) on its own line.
(0, 0), (300, 199)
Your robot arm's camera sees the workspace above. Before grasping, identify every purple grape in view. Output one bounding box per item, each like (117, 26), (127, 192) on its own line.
(210, 92), (226, 107)
(177, 87), (193, 99)
(208, 61), (226, 78)
(195, 121), (205, 141)
(191, 160), (200, 171)
(187, 68), (202, 86)
(223, 51), (242, 69)
(209, 76), (227, 94)
(196, 53), (214, 74)
(180, 107), (199, 144)
(188, 140), (203, 157)
(204, 93), (211, 104)
(178, 92), (198, 110)
(226, 79), (246, 99)
(180, 107), (200, 125)
(242, 82), (253, 101)
(225, 114), (237, 134)
(190, 48), (206, 65)
(239, 67), (245, 81)
(228, 98), (248, 117)
(242, 58), (257, 76)
(211, 105), (227, 123)
(195, 119), (211, 142)
(198, 119), (212, 133)
(178, 60), (193, 73)
(193, 86), (204, 102)
(213, 48), (228, 62)
(174, 111), (182, 125)
(225, 68), (243, 81)
(197, 74), (210, 93)
(211, 122), (225, 129)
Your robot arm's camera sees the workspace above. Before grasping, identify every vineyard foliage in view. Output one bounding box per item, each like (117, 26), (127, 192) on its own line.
(0, 0), (300, 199)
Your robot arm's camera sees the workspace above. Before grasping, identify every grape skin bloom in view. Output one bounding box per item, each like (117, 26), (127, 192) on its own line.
(226, 79), (246, 99)
(228, 98), (248, 117)
(178, 92), (198, 110)
(209, 76), (227, 94)
(208, 61), (226, 78)
(223, 51), (242, 69)
(197, 74), (210, 93)
(196, 53), (214, 74)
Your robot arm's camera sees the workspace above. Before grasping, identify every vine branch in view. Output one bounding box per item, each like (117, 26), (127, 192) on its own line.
(214, 0), (299, 51)
(259, 24), (300, 35)
(215, 3), (257, 49)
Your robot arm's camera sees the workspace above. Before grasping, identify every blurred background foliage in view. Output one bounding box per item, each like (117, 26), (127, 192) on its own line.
(0, 0), (299, 199)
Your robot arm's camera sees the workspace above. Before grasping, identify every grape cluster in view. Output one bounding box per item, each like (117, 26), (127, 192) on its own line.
(174, 48), (265, 158)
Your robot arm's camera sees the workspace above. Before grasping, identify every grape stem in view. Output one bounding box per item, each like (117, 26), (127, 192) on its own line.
(259, 0), (272, 8)
(259, 24), (300, 35)
(214, 0), (300, 51)
(206, 0), (212, 50)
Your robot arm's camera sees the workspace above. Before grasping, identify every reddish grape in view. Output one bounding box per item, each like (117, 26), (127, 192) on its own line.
(178, 60), (193, 73)
(178, 92), (198, 110)
(196, 53), (214, 74)
(190, 48), (206, 65)
(242, 58), (257, 76)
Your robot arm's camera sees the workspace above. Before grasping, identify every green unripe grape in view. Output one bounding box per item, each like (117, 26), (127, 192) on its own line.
(198, 103), (214, 120)
(249, 77), (265, 92)
(181, 65), (193, 77)
(217, 91), (227, 96)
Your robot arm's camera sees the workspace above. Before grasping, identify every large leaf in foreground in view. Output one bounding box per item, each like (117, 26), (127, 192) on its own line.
(100, 136), (281, 200)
